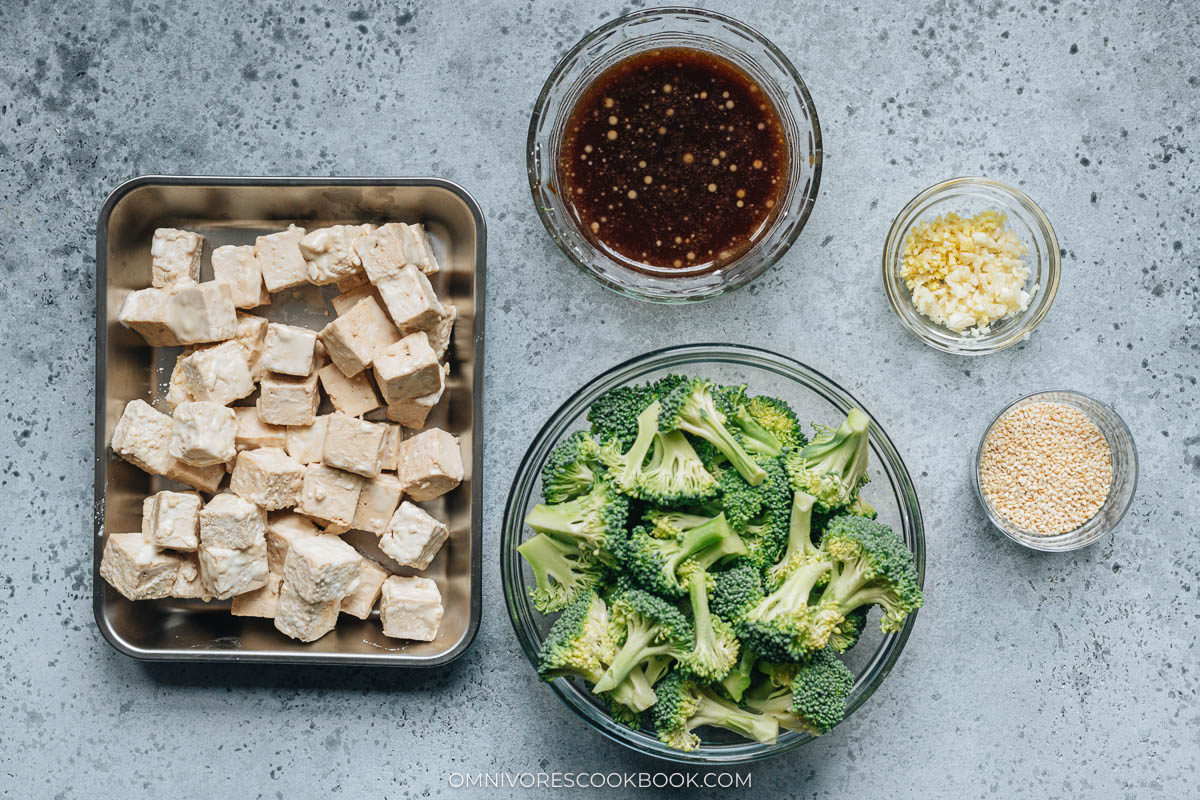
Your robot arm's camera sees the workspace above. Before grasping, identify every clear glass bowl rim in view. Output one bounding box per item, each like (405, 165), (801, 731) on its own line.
(882, 176), (1061, 355)
(526, 6), (823, 304)
(501, 343), (926, 764)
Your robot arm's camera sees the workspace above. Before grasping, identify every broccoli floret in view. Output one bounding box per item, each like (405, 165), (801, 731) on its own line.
(719, 646), (758, 703)
(827, 606), (869, 653)
(746, 395), (808, 450)
(518, 533), (604, 613)
(709, 466), (764, 530)
(652, 672), (779, 752)
(765, 491), (823, 589)
(659, 378), (767, 486)
(592, 589), (694, 694)
(524, 479), (629, 566)
(620, 515), (746, 599)
(636, 430), (718, 504)
(737, 550), (834, 663)
(807, 516), (923, 649)
(728, 458), (792, 571)
(597, 400), (661, 496)
(587, 384), (656, 450)
(541, 431), (603, 504)
(789, 648), (855, 734)
(677, 564), (740, 682)
(709, 564), (765, 624)
(783, 408), (871, 512)
(845, 494), (877, 519)
(642, 509), (714, 539)
(718, 384), (785, 457)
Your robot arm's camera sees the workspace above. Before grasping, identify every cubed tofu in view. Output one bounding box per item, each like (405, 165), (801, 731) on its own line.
(339, 557), (390, 619)
(379, 575), (443, 641)
(261, 323), (317, 377)
(265, 512), (321, 573)
(396, 428), (464, 501)
(273, 581), (339, 642)
(168, 341), (255, 407)
(146, 490), (201, 551)
(163, 281), (238, 345)
(373, 265), (445, 334)
(233, 406), (287, 450)
(229, 447), (305, 510)
(171, 552), (213, 600)
(166, 460), (226, 493)
(373, 331), (441, 403)
(354, 223), (440, 282)
(323, 413), (388, 477)
(233, 312), (269, 380)
(318, 364), (381, 418)
(198, 537), (269, 600)
(296, 463), (364, 527)
(231, 571), (282, 618)
(379, 501), (448, 569)
(199, 492), (267, 549)
(380, 423), (404, 472)
(395, 222), (440, 275)
(283, 535), (362, 603)
(117, 287), (183, 346)
(257, 371), (320, 426)
(299, 224), (374, 285)
(169, 401), (237, 466)
(99, 532), (181, 600)
(112, 399), (176, 475)
(150, 228), (203, 288)
(317, 295), (400, 377)
(254, 225), (308, 292)
(384, 363), (446, 429)
(285, 415), (329, 465)
(352, 473), (404, 534)
(427, 304), (457, 360)
(331, 284), (376, 316)
(211, 244), (270, 309)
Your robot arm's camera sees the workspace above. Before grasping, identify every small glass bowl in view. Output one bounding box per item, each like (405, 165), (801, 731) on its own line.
(973, 390), (1138, 552)
(527, 7), (822, 303)
(883, 177), (1061, 355)
(501, 344), (925, 764)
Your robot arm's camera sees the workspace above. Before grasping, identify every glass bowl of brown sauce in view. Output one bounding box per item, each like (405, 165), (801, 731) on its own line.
(528, 7), (822, 303)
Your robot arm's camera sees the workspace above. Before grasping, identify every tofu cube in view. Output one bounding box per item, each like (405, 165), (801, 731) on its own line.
(168, 341), (255, 407)
(163, 281), (238, 345)
(233, 312), (269, 380)
(323, 413), (388, 477)
(299, 224), (374, 285)
(199, 492), (267, 549)
(380, 423), (404, 472)
(198, 537), (269, 600)
(257, 371), (319, 426)
(285, 415), (329, 465)
(384, 363), (446, 429)
(261, 323), (317, 377)
(265, 512), (321, 573)
(169, 401), (237, 466)
(283, 535), (362, 603)
(331, 284), (376, 316)
(111, 400), (224, 491)
(166, 460), (225, 493)
(99, 532), (181, 601)
(339, 557), (390, 619)
(318, 364), (381, 418)
(117, 287), (183, 347)
(233, 406), (287, 450)
(373, 331), (441, 403)
(379, 576), (443, 641)
(354, 223), (439, 282)
(317, 295), (400, 377)
(273, 581), (339, 642)
(352, 473), (404, 534)
(150, 228), (203, 288)
(211, 245), (270, 309)
(427, 304), (457, 360)
(254, 225), (309, 292)
(396, 428), (464, 501)
(379, 501), (449, 569)
(395, 222), (441, 275)
(296, 463), (364, 527)
(171, 552), (213, 601)
(231, 571), (282, 618)
(229, 447), (305, 510)
(145, 490), (201, 551)
(374, 265), (445, 334)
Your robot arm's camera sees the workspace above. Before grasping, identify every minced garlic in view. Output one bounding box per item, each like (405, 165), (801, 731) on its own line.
(901, 210), (1032, 335)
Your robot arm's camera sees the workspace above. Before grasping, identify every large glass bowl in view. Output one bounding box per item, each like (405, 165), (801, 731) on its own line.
(501, 344), (926, 764)
(527, 8), (822, 303)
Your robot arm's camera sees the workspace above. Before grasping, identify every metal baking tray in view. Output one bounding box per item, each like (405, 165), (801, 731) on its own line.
(94, 176), (484, 665)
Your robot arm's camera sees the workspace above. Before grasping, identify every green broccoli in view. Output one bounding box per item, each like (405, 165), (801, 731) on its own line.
(745, 395), (808, 450)
(597, 400), (661, 495)
(677, 564), (740, 682)
(541, 430), (603, 504)
(587, 383), (656, 450)
(642, 509), (714, 539)
(592, 589), (694, 694)
(718, 384), (785, 457)
(620, 515), (746, 599)
(524, 478), (630, 566)
(764, 491), (822, 589)
(636, 430), (718, 504)
(743, 649), (854, 736)
(845, 494), (877, 519)
(736, 547), (834, 663)
(652, 671), (779, 752)
(709, 563), (765, 624)
(827, 606), (869, 653)
(518, 533), (604, 613)
(783, 408), (871, 512)
(659, 378), (767, 486)
(719, 646), (758, 702)
(725, 458), (792, 571)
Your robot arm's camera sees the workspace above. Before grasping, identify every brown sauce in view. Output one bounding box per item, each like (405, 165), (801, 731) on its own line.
(558, 47), (788, 274)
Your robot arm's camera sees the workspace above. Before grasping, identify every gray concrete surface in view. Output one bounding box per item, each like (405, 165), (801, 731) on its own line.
(1, 1), (1196, 797)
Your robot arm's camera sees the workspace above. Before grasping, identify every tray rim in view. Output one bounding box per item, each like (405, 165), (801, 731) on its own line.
(93, 174), (486, 666)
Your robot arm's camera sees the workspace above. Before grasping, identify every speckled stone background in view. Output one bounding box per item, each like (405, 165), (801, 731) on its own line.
(1, 1), (1196, 797)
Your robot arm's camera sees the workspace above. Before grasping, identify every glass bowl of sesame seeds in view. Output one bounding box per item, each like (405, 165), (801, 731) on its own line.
(973, 391), (1138, 552)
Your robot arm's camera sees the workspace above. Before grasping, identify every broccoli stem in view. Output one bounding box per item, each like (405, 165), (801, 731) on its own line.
(721, 648), (757, 702)
(665, 515), (734, 576)
(609, 665), (657, 712)
(733, 407), (783, 457)
(686, 567), (728, 670)
(687, 690), (779, 744)
(613, 401), (661, 491)
(517, 534), (591, 611)
(683, 408), (768, 486)
(593, 620), (676, 694)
